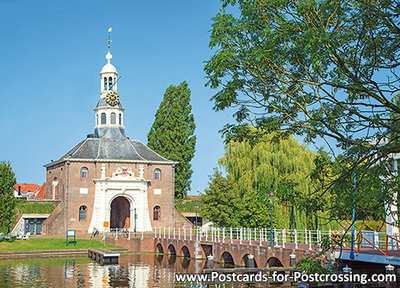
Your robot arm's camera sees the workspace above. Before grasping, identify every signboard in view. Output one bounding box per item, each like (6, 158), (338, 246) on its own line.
(66, 229), (76, 247)
(103, 221), (109, 228)
(298, 281), (309, 288)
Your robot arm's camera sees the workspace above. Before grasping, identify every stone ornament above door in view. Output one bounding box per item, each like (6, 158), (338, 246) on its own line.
(112, 167), (135, 178)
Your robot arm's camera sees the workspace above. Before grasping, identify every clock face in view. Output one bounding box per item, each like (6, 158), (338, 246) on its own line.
(106, 91), (120, 106)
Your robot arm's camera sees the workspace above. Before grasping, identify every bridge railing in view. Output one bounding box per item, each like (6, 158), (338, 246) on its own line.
(153, 227), (344, 250)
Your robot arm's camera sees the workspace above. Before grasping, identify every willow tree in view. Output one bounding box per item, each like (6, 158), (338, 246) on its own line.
(204, 0), (400, 222)
(147, 81), (196, 198)
(202, 132), (331, 229)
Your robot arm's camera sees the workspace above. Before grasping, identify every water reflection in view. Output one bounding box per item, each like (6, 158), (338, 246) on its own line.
(0, 254), (270, 287)
(0, 254), (206, 288)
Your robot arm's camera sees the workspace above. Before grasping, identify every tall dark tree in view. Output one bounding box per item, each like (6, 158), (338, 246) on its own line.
(204, 0), (400, 223)
(0, 161), (16, 233)
(148, 81), (196, 198)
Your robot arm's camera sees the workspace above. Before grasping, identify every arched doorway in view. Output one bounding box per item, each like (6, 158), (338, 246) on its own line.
(110, 196), (130, 229)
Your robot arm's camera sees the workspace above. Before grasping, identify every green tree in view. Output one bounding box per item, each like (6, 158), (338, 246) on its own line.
(204, 0), (400, 224)
(202, 131), (332, 229)
(0, 161), (16, 233)
(147, 81), (196, 198)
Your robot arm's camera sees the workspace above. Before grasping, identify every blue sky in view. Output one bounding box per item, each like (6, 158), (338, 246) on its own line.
(0, 0), (236, 195)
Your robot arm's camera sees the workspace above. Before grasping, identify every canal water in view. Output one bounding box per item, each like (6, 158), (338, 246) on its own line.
(0, 253), (281, 287)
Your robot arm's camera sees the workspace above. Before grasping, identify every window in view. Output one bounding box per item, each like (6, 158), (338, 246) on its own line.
(80, 167), (88, 178)
(119, 113), (122, 125)
(96, 114), (99, 126)
(104, 77), (107, 90)
(111, 112), (116, 124)
(153, 206), (161, 221)
(52, 178), (58, 200)
(109, 77), (113, 90)
(79, 206), (87, 221)
(154, 168), (161, 180)
(101, 113), (106, 124)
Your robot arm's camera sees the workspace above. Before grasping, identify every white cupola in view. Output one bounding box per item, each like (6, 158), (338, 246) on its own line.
(93, 29), (126, 139)
(100, 50), (118, 98)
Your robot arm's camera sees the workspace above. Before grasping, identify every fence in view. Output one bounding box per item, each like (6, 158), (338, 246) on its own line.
(154, 227), (400, 254)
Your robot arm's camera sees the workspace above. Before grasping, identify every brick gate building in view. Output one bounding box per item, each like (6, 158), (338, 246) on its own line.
(42, 40), (190, 235)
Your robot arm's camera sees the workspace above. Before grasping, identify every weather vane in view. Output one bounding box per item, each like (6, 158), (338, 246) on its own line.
(107, 27), (112, 51)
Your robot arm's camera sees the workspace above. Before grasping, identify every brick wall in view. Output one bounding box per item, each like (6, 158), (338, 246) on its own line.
(43, 160), (178, 235)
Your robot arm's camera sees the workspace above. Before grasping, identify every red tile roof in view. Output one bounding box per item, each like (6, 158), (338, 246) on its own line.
(14, 183), (40, 195)
(34, 183), (46, 199)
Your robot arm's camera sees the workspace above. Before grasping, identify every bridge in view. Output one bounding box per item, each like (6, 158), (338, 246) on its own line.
(154, 227), (327, 268)
(107, 227), (400, 268)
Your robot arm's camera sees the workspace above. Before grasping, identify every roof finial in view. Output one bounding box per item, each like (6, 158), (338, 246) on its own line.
(106, 27), (112, 63)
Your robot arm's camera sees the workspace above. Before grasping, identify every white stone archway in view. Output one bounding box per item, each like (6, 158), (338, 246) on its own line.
(88, 165), (152, 233)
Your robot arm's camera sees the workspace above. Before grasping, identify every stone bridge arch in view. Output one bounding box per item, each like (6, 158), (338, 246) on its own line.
(181, 246), (191, 258)
(167, 244), (176, 255)
(156, 243), (163, 254)
(220, 251), (235, 268)
(266, 256), (284, 268)
(242, 254), (258, 268)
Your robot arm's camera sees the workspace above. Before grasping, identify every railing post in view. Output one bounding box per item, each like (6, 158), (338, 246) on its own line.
(328, 229), (331, 248)
(254, 228), (257, 243)
(141, 231), (144, 240)
(205, 228), (208, 241)
(217, 228), (220, 242)
(173, 227), (176, 239)
(178, 227), (181, 240)
(260, 229), (262, 246)
(282, 229), (286, 248)
(222, 227), (225, 243)
(316, 229), (319, 246)
(236, 227), (239, 241)
(295, 229), (298, 249)
(211, 228), (213, 242)
(274, 228), (278, 247)
(386, 235), (389, 256)
(240, 228), (242, 244)
(305, 229), (308, 244)
(249, 228), (252, 245)
(230, 227), (233, 244)
(309, 230), (312, 250)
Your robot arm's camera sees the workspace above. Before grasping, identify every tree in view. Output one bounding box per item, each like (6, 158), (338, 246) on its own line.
(147, 81), (196, 198)
(204, 0), (400, 223)
(202, 131), (332, 229)
(0, 161), (16, 233)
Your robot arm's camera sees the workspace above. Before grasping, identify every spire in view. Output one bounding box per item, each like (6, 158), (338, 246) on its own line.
(106, 27), (112, 63)
(94, 28), (126, 139)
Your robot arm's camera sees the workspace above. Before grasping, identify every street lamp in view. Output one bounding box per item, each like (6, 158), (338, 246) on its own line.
(269, 193), (275, 247)
(194, 203), (199, 241)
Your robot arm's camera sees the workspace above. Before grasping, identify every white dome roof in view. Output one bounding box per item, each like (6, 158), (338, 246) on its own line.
(100, 51), (118, 74)
(100, 62), (118, 74)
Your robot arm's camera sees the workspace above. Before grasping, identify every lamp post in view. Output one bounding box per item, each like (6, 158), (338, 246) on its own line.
(194, 203), (199, 241)
(269, 193), (275, 247)
(350, 154), (357, 260)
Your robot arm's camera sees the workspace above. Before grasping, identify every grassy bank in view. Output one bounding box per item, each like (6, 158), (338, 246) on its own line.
(0, 238), (118, 251)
